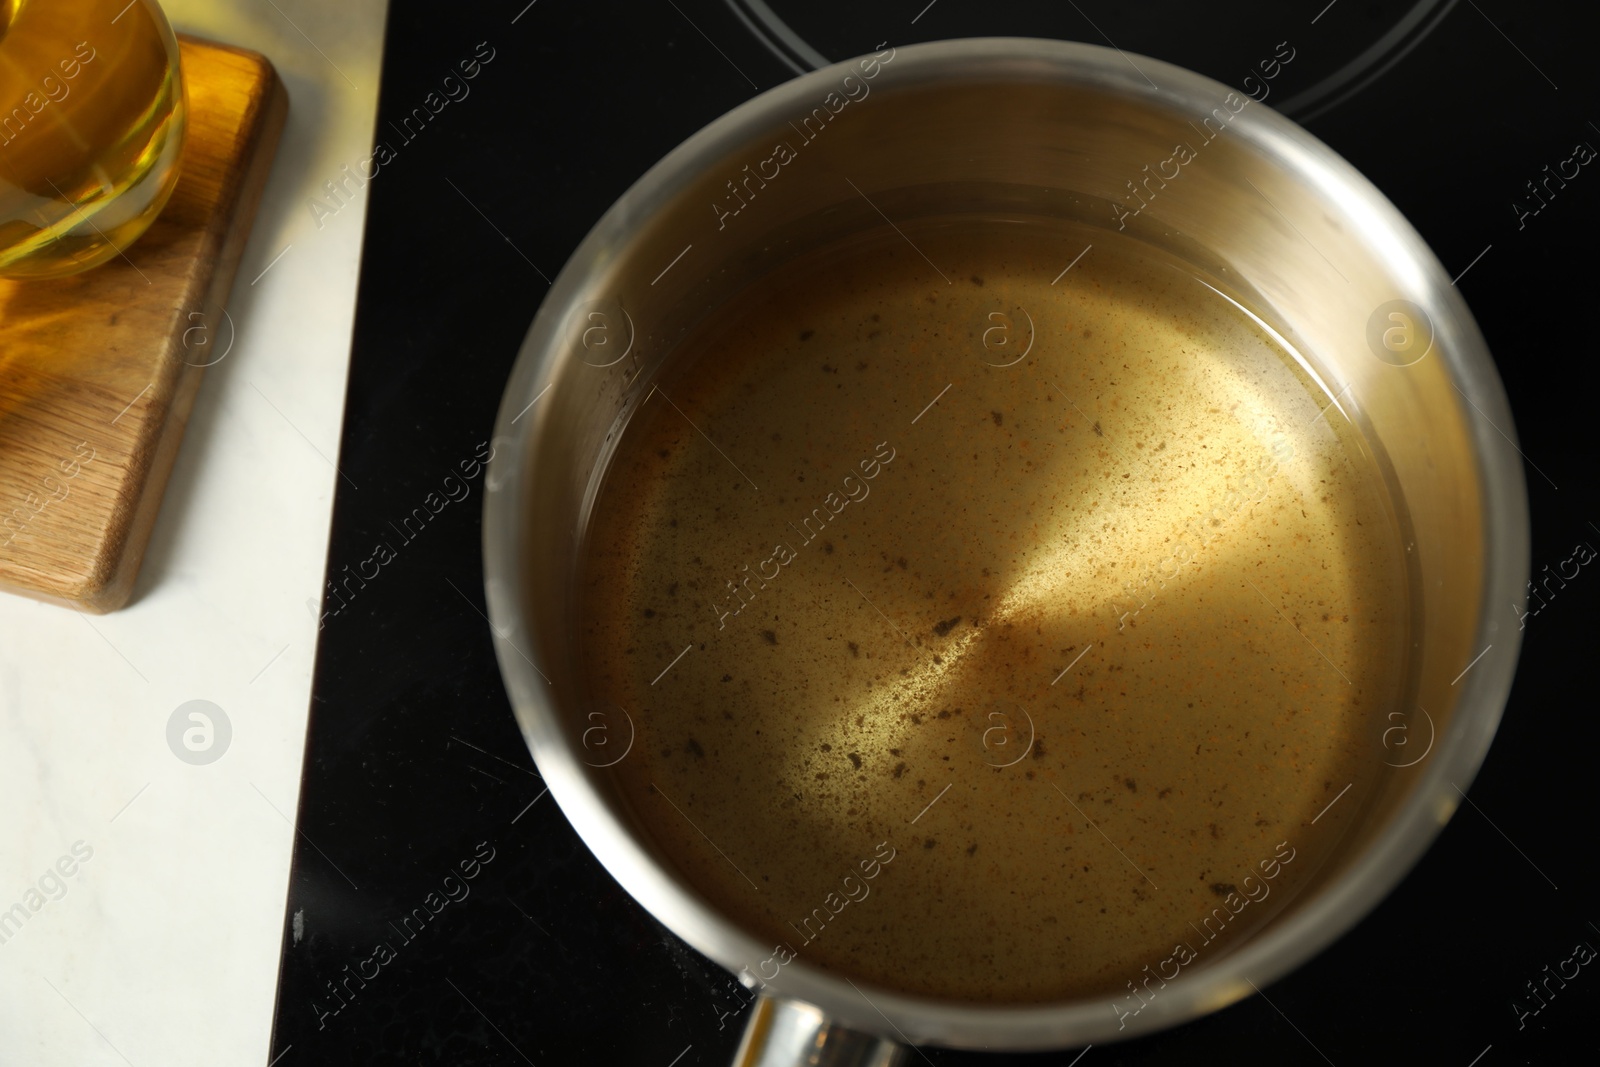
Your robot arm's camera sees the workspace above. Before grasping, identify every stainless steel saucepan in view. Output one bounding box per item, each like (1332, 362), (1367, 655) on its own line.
(482, 37), (1527, 1063)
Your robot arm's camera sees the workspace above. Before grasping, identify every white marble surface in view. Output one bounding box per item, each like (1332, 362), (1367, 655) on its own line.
(0, 2), (387, 1064)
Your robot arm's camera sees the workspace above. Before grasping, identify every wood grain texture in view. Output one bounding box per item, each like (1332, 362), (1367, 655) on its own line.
(0, 35), (288, 611)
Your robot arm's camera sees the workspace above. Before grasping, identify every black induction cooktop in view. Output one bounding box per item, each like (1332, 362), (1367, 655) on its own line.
(267, 1), (1598, 1063)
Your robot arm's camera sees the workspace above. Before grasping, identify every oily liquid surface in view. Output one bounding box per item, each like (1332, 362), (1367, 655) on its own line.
(580, 221), (1408, 1003)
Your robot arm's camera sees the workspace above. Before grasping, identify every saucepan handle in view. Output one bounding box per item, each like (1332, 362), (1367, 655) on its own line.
(732, 995), (907, 1066)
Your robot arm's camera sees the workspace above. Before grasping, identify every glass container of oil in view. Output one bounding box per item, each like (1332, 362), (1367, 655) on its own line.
(0, 0), (186, 279)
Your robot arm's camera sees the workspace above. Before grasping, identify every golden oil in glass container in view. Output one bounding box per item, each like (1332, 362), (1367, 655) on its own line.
(0, 0), (186, 279)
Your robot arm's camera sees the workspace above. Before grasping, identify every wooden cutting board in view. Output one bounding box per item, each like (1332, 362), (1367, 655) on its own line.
(0, 35), (288, 612)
